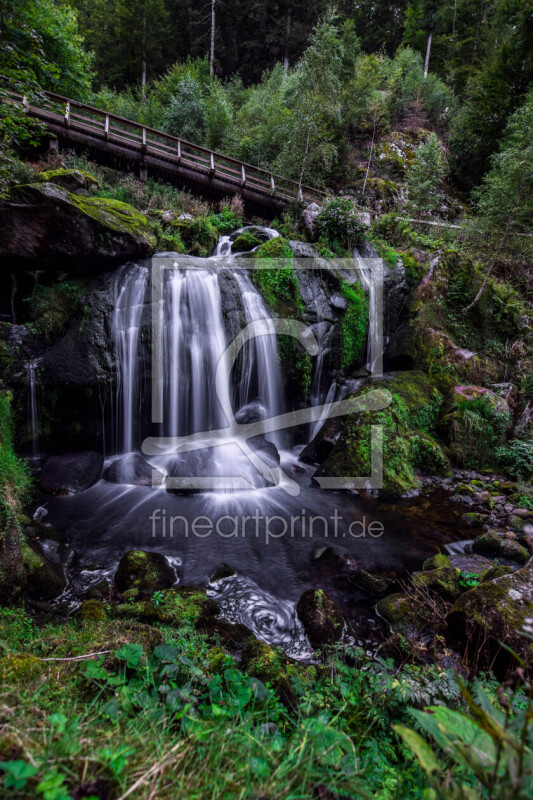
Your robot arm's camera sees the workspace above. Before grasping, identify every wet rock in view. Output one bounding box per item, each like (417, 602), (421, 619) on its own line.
(103, 453), (162, 486)
(446, 561), (533, 667)
(472, 532), (503, 557)
(22, 539), (67, 600)
(448, 553), (492, 576)
(86, 579), (110, 600)
(375, 593), (411, 632)
(300, 202), (321, 239)
(412, 567), (463, 602)
(296, 589), (344, 648)
(348, 570), (393, 596)
(39, 451), (103, 494)
(422, 553), (451, 570)
(0, 181), (155, 269)
(481, 566), (514, 582)
(462, 512), (489, 527)
(210, 563), (237, 582)
(78, 599), (107, 621)
(234, 401), (266, 425)
(35, 168), (100, 192)
(114, 550), (176, 594)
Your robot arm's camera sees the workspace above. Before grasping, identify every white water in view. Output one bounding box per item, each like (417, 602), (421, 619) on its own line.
(354, 249), (383, 377)
(26, 360), (40, 457)
(111, 264), (148, 453)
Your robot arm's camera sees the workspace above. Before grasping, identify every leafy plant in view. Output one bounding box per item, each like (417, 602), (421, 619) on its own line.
(496, 439), (533, 481)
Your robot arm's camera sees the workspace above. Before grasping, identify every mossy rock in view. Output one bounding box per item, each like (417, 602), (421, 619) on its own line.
(232, 232), (261, 252)
(422, 553), (451, 570)
(1, 182), (156, 267)
(173, 216), (218, 256)
(36, 168), (100, 192)
(412, 567), (463, 602)
(78, 599), (107, 621)
(239, 637), (303, 707)
(296, 589), (344, 648)
(438, 386), (510, 467)
(457, 483), (475, 496)
(348, 570), (393, 596)
(111, 600), (167, 624)
(462, 512), (489, 527)
(22, 540), (67, 600)
(0, 653), (42, 683)
(114, 550), (176, 595)
(375, 593), (410, 629)
(86, 579), (110, 600)
(481, 565), (514, 582)
(493, 481), (517, 494)
(499, 539), (530, 564)
(446, 562), (533, 663)
(472, 532), (503, 557)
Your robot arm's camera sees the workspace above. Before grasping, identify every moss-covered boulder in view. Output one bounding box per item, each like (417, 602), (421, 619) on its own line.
(375, 593), (411, 631)
(0, 182), (156, 269)
(422, 553), (451, 570)
(173, 216), (218, 256)
(447, 561), (533, 666)
(36, 168), (100, 192)
(348, 569), (394, 596)
(412, 567), (463, 602)
(78, 599), (107, 621)
(231, 232), (262, 252)
(438, 386), (511, 466)
(473, 532), (530, 563)
(114, 550), (176, 595)
(296, 589), (344, 648)
(22, 539), (67, 600)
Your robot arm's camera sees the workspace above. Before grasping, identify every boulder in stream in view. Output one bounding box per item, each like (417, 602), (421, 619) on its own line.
(103, 454), (162, 486)
(114, 550), (176, 594)
(296, 588), (344, 648)
(39, 451), (104, 494)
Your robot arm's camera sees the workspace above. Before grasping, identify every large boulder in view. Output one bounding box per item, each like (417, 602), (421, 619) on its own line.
(114, 550), (176, 594)
(0, 181), (156, 269)
(438, 386), (511, 465)
(446, 560), (533, 667)
(300, 202), (322, 239)
(22, 539), (67, 600)
(35, 168), (100, 192)
(103, 454), (162, 486)
(296, 588), (344, 648)
(39, 451), (103, 494)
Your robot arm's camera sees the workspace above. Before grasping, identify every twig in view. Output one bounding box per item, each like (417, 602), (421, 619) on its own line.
(40, 650), (111, 662)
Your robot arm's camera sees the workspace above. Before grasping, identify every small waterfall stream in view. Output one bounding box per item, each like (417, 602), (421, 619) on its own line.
(354, 248), (383, 377)
(111, 264), (148, 453)
(26, 360), (40, 458)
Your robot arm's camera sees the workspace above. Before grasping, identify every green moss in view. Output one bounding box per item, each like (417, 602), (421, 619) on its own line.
(78, 599), (107, 621)
(340, 280), (368, 370)
(375, 593), (410, 626)
(69, 194), (157, 248)
(232, 232), (261, 252)
(25, 278), (86, 342)
(412, 567), (463, 602)
(36, 168), (99, 190)
(174, 216), (218, 256)
(0, 653), (42, 683)
(422, 554), (451, 570)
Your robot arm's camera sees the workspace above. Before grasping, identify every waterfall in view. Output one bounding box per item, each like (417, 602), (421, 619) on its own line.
(112, 264), (148, 453)
(354, 249), (383, 377)
(232, 270), (285, 447)
(162, 269), (233, 437)
(26, 361), (40, 457)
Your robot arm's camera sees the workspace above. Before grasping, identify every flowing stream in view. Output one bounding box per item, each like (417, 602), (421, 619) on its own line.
(42, 231), (467, 656)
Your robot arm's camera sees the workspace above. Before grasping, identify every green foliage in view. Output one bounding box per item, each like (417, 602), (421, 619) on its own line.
(25, 275), (85, 342)
(316, 196), (366, 252)
(209, 205), (242, 235)
(1, 0), (92, 149)
(405, 133), (446, 215)
(496, 439), (533, 482)
(396, 677), (533, 800)
(340, 280), (368, 370)
(452, 396), (510, 470)
(459, 571), (481, 589)
(472, 88), (533, 235)
(162, 75), (206, 144)
(0, 393), (33, 532)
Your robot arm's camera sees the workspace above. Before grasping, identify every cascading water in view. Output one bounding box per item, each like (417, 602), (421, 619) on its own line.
(354, 248), (383, 377)
(26, 360), (40, 458)
(111, 264), (148, 453)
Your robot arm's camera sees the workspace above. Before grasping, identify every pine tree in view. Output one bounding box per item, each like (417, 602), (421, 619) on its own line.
(405, 133), (446, 215)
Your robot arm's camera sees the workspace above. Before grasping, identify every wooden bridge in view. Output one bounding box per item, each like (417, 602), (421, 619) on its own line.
(4, 85), (327, 213)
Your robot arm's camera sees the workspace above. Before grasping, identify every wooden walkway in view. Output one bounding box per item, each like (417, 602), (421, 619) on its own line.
(4, 86), (327, 212)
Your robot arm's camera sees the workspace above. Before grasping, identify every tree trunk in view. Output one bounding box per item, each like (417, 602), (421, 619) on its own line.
(210, 0), (216, 78)
(283, 6), (291, 75)
(141, 10), (147, 97)
(424, 31), (432, 79)
(362, 111), (377, 197)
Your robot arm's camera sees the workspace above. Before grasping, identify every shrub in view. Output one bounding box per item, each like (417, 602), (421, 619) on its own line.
(496, 438), (533, 481)
(452, 396), (510, 469)
(316, 196), (366, 252)
(340, 280), (368, 370)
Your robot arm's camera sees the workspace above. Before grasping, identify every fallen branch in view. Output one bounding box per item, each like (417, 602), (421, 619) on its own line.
(40, 650), (111, 662)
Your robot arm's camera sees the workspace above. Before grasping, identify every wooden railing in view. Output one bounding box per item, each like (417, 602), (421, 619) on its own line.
(3, 84), (327, 208)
